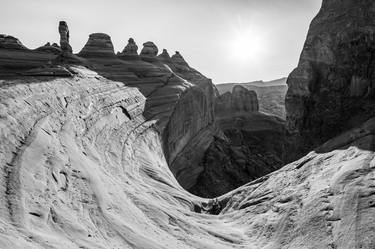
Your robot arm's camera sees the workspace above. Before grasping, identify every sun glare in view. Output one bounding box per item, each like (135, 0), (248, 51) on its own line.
(230, 27), (266, 63)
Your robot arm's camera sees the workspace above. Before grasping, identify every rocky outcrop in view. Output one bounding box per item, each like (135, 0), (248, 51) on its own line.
(216, 78), (288, 119)
(58, 21), (72, 53)
(286, 0), (375, 156)
(78, 33), (115, 58)
(215, 85), (259, 116)
(140, 41), (158, 62)
(157, 48), (172, 62)
(0, 35), (28, 50)
(171, 51), (189, 67)
(118, 38), (139, 60)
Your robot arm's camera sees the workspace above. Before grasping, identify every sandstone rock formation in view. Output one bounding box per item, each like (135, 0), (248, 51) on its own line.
(157, 48), (172, 62)
(58, 21), (72, 53)
(190, 86), (290, 197)
(0, 35), (28, 50)
(35, 42), (62, 54)
(140, 41), (158, 62)
(286, 0), (375, 156)
(171, 51), (189, 67)
(215, 85), (259, 116)
(118, 38), (139, 60)
(216, 78), (288, 119)
(0, 67), (374, 248)
(0, 4), (375, 247)
(79, 33), (115, 58)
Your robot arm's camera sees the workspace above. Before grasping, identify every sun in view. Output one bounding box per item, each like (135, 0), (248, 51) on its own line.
(231, 27), (266, 63)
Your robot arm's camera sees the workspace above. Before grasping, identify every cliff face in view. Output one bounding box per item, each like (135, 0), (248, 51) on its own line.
(191, 86), (290, 197)
(286, 0), (375, 155)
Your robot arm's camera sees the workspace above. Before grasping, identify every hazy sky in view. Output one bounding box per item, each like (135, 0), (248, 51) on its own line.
(0, 0), (321, 83)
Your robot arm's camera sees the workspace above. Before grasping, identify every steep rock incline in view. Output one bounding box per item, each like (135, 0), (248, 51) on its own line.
(286, 0), (375, 156)
(190, 86), (290, 197)
(0, 26), (220, 195)
(0, 69), (374, 248)
(163, 85), (223, 190)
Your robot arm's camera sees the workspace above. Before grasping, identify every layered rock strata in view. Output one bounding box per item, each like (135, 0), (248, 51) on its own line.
(78, 33), (115, 58)
(0, 68), (374, 248)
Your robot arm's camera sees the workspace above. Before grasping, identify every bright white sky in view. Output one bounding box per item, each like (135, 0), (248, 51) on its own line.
(0, 0), (322, 83)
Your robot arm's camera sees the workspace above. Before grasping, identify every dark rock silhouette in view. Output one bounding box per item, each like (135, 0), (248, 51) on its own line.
(58, 21), (72, 53)
(286, 0), (375, 156)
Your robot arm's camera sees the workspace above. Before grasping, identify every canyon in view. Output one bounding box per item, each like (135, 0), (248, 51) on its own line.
(0, 0), (374, 248)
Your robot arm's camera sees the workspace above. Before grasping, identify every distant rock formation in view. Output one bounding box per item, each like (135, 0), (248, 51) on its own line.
(118, 38), (139, 60)
(58, 21), (72, 53)
(216, 78), (288, 119)
(78, 33), (115, 58)
(157, 48), (172, 62)
(140, 41), (158, 62)
(171, 51), (189, 67)
(286, 0), (375, 156)
(215, 85), (259, 117)
(0, 35), (28, 50)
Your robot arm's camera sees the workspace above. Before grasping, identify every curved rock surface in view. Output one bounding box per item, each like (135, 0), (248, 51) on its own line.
(0, 68), (374, 248)
(286, 0), (375, 156)
(0, 3), (375, 246)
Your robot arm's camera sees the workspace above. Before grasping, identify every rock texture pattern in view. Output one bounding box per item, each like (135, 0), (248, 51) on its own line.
(119, 38), (139, 60)
(0, 69), (374, 248)
(286, 0), (375, 156)
(217, 78), (288, 119)
(191, 86), (290, 197)
(58, 21), (72, 53)
(0, 6), (375, 247)
(79, 33), (115, 58)
(140, 41), (158, 62)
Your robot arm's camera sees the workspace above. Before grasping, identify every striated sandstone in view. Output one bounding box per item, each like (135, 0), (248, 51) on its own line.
(0, 69), (374, 248)
(78, 33), (115, 58)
